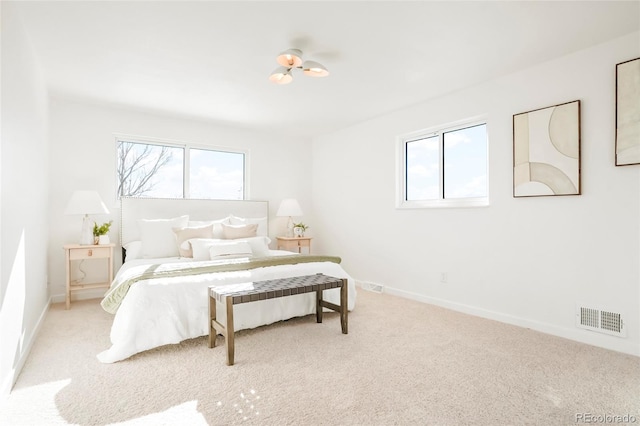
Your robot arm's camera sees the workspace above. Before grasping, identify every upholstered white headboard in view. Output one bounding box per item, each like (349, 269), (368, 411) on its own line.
(120, 197), (269, 246)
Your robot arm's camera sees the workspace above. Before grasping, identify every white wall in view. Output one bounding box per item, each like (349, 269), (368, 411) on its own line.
(312, 32), (640, 355)
(0, 3), (50, 397)
(47, 98), (313, 301)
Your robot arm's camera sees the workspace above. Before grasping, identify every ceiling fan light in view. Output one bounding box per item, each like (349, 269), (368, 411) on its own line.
(269, 67), (293, 84)
(302, 60), (329, 77)
(276, 48), (303, 68)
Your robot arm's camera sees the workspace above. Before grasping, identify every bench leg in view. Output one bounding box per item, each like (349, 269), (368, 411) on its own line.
(208, 295), (217, 348)
(316, 290), (323, 323)
(226, 296), (235, 366)
(340, 279), (348, 334)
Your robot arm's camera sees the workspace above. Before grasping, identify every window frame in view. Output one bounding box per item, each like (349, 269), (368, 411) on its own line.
(114, 134), (249, 201)
(396, 116), (489, 209)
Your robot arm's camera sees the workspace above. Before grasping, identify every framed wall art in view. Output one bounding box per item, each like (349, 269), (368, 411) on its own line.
(616, 57), (640, 166)
(513, 100), (581, 197)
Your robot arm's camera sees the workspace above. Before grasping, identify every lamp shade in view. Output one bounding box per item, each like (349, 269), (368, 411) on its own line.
(302, 60), (329, 77)
(276, 49), (303, 68)
(64, 190), (110, 215)
(276, 198), (303, 217)
(269, 67), (293, 85)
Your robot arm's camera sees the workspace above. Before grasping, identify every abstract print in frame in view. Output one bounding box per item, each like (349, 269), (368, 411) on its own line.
(513, 100), (581, 197)
(616, 57), (640, 166)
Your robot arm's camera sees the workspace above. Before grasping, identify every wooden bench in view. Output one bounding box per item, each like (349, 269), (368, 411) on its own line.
(208, 273), (348, 365)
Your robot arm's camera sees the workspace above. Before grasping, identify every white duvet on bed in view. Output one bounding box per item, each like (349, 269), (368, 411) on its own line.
(97, 251), (356, 363)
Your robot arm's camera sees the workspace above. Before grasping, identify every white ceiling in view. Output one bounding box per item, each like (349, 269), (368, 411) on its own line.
(12, 1), (640, 138)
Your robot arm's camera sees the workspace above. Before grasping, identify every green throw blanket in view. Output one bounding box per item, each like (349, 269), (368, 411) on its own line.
(101, 255), (342, 314)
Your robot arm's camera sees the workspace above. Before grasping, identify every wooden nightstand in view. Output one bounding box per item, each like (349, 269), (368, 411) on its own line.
(63, 243), (115, 309)
(276, 237), (312, 254)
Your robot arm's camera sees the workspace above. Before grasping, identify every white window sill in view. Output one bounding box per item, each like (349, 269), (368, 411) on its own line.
(396, 197), (489, 209)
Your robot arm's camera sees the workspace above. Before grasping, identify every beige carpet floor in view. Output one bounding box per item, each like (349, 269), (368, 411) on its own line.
(0, 289), (638, 426)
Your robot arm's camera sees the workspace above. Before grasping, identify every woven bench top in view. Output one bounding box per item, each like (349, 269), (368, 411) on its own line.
(209, 273), (344, 305)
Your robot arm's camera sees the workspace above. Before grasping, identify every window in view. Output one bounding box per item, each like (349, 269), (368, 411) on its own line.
(116, 136), (246, 200)
(189, 148), (245, 200)
(397, 119), (488, 208)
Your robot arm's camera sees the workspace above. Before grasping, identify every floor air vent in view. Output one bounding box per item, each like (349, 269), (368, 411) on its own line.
(576, 304), (626, 337)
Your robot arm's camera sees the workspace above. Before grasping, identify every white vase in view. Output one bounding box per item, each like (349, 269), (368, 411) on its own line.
(98, 235), (110, 245)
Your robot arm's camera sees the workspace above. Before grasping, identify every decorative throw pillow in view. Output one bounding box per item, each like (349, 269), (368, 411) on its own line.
(138, 215), (189, 258)
(229, 215), (268, 236)
(208, 240), (253, 260)
(188, 238), (224, 261)
(173, 225), (214, 257)
(221, 223), (258, 239)
(234, 236), (271, 257)
(188, 217), (230, 239)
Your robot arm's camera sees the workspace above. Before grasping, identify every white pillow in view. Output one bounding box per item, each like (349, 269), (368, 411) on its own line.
(188, 238), (224, 261)
(234, 236), (271, 257)
(209, 240), (253, 260)
(123, 240), (142, 261)
(138, 215), (189, 258)
(229, 215), (268, 236)
(188, 217), (230, 239)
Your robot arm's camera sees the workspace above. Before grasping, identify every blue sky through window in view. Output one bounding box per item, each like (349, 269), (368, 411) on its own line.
(190, 149), (244, 200)
(406, 135), (439, 200)
(444, 124), (487, 199)
(404, 123), (487, 201)
(118, 142), (184, 198)
(118, 140), (245, 200)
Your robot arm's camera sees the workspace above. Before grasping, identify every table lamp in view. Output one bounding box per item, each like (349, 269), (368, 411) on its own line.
(64, 190), (110, 245)
(276, 198), (303, 237)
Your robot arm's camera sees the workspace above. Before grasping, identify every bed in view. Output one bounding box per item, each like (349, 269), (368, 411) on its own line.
(97, 197), (356, 363)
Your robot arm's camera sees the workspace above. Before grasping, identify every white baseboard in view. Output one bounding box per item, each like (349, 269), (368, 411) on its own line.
(50, 288), (107, 305)
(0, 296), (51, 400)
(383, 285), (640, 357)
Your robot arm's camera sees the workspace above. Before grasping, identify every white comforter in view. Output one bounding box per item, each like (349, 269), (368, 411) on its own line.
(97, 251), (356, 363)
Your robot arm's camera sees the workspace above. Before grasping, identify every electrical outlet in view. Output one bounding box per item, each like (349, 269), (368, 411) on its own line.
(440, 272), (448, 283)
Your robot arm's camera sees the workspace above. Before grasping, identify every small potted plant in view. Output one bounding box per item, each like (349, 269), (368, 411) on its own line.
(93, 220), (113, 245)
(293, 222), (309, 237)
